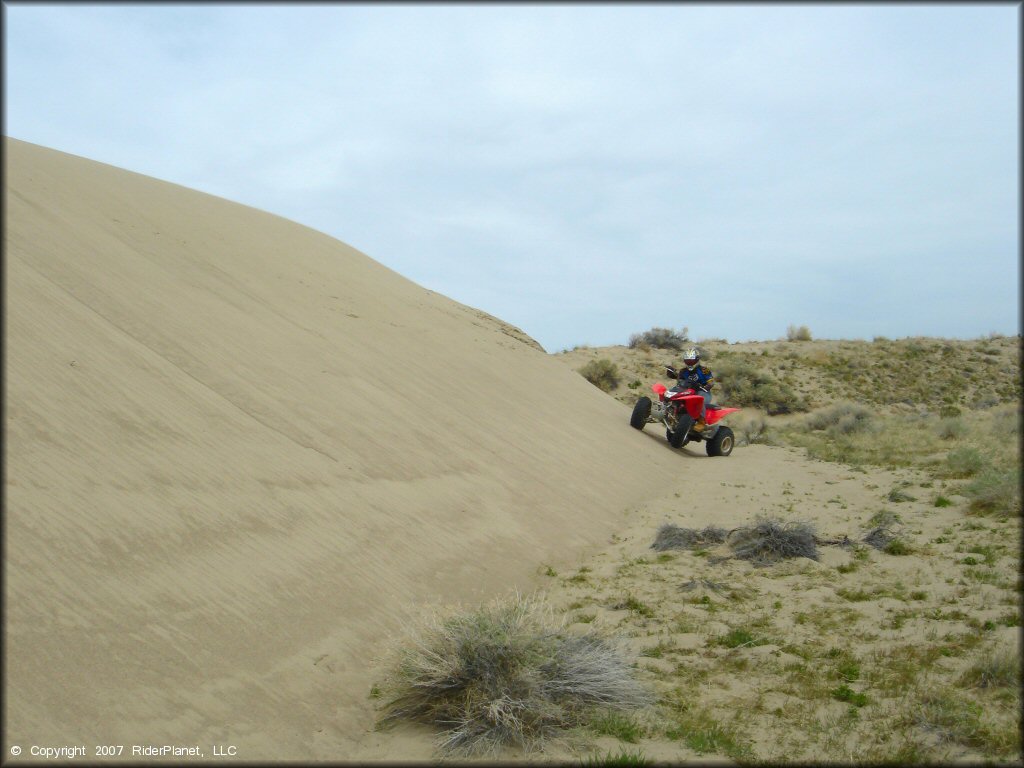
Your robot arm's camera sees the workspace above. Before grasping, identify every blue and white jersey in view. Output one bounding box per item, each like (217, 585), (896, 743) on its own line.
(678, 365), (714, 389)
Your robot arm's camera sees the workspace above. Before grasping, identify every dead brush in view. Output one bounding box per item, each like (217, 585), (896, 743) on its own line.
(862, 526), (897, 550)
(375, 592), (652, 756)
(650, 523), (728, 551)
(735, 413), (768, 445)
(726, 518), (819, 564)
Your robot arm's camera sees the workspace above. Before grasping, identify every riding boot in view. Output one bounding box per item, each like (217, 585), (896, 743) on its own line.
(692, 417), (706, 433)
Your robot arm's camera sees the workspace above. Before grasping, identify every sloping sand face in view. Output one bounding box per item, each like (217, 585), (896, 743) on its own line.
(4, 138), (687, 758)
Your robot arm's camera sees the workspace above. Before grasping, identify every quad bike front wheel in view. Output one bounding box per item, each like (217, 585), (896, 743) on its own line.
(706, 426), (735, 457)
(668, 414), (693, 448)
(630, 396), (652, 430)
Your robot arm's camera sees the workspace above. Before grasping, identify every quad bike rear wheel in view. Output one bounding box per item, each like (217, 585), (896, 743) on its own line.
(706, 426), (735, 457)
(630, 396), (652, 430)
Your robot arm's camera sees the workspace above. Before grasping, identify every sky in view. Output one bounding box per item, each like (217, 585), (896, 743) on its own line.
(4, 3), (1020, 352)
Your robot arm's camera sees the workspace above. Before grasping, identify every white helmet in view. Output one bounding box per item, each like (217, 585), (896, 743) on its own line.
(683, 349), (700, 370)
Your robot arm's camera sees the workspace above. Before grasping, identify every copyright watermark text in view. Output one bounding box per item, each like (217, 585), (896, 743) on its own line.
(9, 744), (237, 759)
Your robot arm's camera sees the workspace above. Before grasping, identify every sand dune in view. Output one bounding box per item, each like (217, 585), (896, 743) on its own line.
(4, 138), (700, 758)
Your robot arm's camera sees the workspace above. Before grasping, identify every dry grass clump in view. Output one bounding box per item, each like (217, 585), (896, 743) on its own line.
(959, 648), (1020, 689)
(733, 412), (768, 445)
(861, 511), (899, 551)
(862, 526), (896, 550)
(935, 416), (967, 440)
(726, 518), (818, 564)
(905, 686), (1020, 756)
(650, 524), (728, 551)
(578, 358), (621, 393)
(375, 592), (652, 756)
(987, 402), (1021, 436)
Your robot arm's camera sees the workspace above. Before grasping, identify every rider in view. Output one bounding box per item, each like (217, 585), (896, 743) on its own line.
(665, 348), (714, 432)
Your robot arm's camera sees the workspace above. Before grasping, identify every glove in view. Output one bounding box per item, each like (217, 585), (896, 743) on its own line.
(665, 367), (677, 378)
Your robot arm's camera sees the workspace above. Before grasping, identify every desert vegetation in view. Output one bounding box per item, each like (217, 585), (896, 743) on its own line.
(539, 330), (1021, 762)
(578, 358), (621, 393)
(786, 324), (813, 342)
(374, 593), (652, 757)
(534, 500), (1021, 763)
(627, 326), (690, 351)
(375, 333), (1020, 763)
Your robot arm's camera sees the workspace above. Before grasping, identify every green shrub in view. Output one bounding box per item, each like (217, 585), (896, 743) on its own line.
(963, 467), (1021, 517)
(836, 657), (861, 682)
(628, 326), (689, 351)
(613, 595), (655, 618)
(578, 358), (620, 392)
(883, 538), (913, 556)
(714, 359), (806, 415)
(831, 684), (868, 707)
(664, 705), (753, 759)
(588, 711), (644, 743)
(944, 447), (986, 478)
(716, 627), (767, 648)
(376, 593), (652, 755)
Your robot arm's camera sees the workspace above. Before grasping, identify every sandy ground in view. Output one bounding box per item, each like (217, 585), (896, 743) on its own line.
(4, 138), (701, 761)
(5, 138), (1017, 764)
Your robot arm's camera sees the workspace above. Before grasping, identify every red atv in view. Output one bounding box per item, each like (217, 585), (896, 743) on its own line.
(630, 380), (740, 456)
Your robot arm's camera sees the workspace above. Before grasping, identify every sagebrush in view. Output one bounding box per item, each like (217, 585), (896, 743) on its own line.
(803, 402), (875, 436)
(376, 593), (652, 755)
(786, 324), (813, 342)
(713, 359), (806, 415)
(579, 358), (621, 392)
(628, 326), (690, 351)
(964, 467), (1021, 517)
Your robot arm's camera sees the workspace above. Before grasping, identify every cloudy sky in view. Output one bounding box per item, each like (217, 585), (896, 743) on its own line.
(5, 3), (1019, 351)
